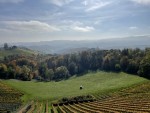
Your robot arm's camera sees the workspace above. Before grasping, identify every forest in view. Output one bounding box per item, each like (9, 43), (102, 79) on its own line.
(0, 44), (150, 81)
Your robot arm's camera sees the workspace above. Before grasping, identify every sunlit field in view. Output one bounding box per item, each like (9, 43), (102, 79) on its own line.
(2, 71), (148, 102)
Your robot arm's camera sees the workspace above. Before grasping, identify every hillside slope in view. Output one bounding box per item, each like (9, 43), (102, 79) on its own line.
(3, 71), (148, 102)
(8, 35), (150, 54)
(51, 82), (150, 113)
(0, 48), (38, 60)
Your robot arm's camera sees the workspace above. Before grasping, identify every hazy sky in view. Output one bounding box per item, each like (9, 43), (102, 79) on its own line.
(0, 0), (150, 42)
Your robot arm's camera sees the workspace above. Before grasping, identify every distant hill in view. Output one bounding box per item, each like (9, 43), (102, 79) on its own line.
(0, 47), (39, 60)
(2, 35), (150, 54)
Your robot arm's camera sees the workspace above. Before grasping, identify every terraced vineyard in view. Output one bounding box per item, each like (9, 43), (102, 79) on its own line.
(0, 82), (23, 113)
(51, 82), (150, 113)
(15, 82), (150, 113)
(1, 78), (149, 113)
(1, 81), (150, 113)
(17, 101), (50, 113)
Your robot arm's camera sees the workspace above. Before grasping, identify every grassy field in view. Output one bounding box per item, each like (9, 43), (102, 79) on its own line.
(2, 71), (148, 102)
(0, 48), (38, 60)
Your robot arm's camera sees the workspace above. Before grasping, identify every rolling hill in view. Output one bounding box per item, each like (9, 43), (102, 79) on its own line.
(0, 47), (39, 60)
(5, 35), (150, 54)
(2, 71), (148, 102)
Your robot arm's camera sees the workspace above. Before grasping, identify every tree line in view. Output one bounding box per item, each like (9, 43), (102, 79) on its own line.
(0, 48), (150, 81)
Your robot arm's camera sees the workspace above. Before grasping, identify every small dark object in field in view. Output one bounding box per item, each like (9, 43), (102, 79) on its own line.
(80, 85), (83, 90)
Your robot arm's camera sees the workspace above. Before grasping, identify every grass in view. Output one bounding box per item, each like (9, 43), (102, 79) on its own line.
(2, 71), (149, 103)
(0, 48), (38, 60)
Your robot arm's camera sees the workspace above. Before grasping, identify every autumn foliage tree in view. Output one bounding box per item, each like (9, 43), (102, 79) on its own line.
(0, 47), (150, 80)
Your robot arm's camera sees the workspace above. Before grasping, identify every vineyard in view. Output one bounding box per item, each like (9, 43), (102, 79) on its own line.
(1, 79), (150, 113)
(51, 82), (150, 113)
(17, 101), (50, 113)
(0, 82), (23, 113)
(9, 81), (150, 113)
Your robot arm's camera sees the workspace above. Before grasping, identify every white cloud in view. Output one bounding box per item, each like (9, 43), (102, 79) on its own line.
(82, 0), (88, 6)
(87, 2), (111, 12)
(94, 20), (102, 25)
(129, 26), (138, 30)
(45, 0), (74, 6)
(0, 0), (24, 3)
(72, 26), (94, 32)
(61, 20), (94, 32)
(82, 0), (111, 12)
(131, 0), (150, 5)
(2, 20), (60, 32)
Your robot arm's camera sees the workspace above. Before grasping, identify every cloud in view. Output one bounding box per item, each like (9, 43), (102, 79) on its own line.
(0, 0), (24, 3)
(87, 2), (111, 12)
(1, 20), (60, 32)
(129, 26), (138, 30)
(45, 0), (74, 6)
(94, 20), (102, 25)
(63, 20), (83, 26)
(131, 0), (150, 5)
(72, 26), (94, 32)
(82, 0), (111, 12)
(61, 20), (94, 32)
(82, 0), (88, 6)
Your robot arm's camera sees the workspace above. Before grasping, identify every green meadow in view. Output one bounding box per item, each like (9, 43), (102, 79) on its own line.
(2, 71), (148, 102)
(0, 48), (37, 60)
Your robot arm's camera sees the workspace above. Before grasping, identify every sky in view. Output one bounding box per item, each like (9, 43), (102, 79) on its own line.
(0, 0), (150, 43)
